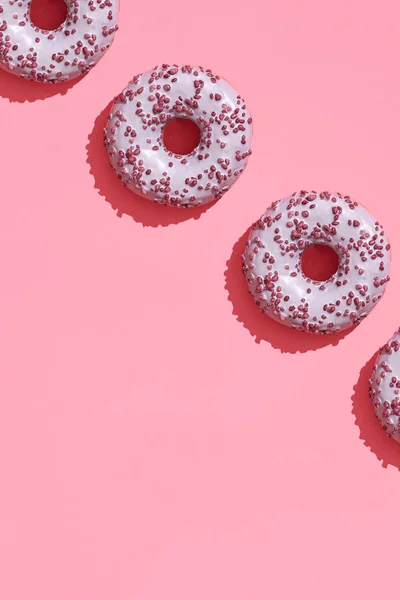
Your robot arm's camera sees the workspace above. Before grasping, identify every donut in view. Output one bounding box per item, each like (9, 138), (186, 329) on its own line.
(370, 330), (400, 442)
(242, 190), (390, 333)
(0, 0), (119, 83)
(104, 64), (253, 207)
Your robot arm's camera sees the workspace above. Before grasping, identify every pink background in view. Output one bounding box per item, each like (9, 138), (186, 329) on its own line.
(1, 0), (400, 598)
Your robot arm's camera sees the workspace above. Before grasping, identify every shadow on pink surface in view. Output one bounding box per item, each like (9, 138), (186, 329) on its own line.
(352, 355), (400, 470)
(224, 229), (353, 354)
(86, 104), (215, 228)
(30, 0), (68, 30)
(0, 65), (79, 103)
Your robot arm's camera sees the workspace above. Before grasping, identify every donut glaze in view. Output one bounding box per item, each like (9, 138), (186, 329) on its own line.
(242, 191), (390, 333)
(370, 330), (400, 443)
(0, 0), (118, 83)
(104, 64), (253, 207)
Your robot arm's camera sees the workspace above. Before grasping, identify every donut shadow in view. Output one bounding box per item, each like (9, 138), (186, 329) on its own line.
(224, 229), (353, 354)
(86, 103), (216, 228)
(352, 355), (400, 470)
(0, 66), (80, 103)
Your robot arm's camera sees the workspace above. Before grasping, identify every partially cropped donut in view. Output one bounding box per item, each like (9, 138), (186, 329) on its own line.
(105, 64), (253, 207)
(242, 190), (390, 333)
(370, 330), (400, 442)
(0, 0), (118, 83)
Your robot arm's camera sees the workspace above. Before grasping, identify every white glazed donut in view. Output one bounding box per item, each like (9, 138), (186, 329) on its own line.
(370, 330), (400, 442)
(0, 0), (118, 82)
(104, 64), (253, 207)
(242, 190), (391, 333)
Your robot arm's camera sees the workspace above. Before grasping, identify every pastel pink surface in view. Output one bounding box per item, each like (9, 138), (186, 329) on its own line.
(0, 1), (400, 598)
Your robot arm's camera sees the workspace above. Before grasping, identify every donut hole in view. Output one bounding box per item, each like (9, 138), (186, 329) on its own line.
(163, 118), (201, 155)
(30, 0), (68, 30)
(301, 244), (339, 281)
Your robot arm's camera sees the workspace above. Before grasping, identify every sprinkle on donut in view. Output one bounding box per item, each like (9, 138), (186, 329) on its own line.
(242, 191), (391, 333)
(0, 0), (119, 82)
(370, 329), (400, 443)
(104, 64), (253, 207)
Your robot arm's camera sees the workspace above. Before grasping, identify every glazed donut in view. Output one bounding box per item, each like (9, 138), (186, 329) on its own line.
(370, 330), (400, 442)
(0, 0), (118, 82)
(105, 64), (253, 207)
(242, 190), (390, 333)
